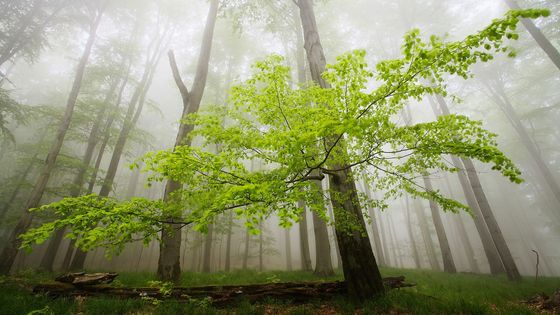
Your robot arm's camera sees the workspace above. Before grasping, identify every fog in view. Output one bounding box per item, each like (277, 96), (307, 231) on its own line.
(0, 0), (558, 283)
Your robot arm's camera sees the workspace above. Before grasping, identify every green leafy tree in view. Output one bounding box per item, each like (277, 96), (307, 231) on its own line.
(20, 9), (548, 299)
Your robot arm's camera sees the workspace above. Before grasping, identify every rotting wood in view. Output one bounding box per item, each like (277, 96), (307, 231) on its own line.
(34, 276), (414, 305)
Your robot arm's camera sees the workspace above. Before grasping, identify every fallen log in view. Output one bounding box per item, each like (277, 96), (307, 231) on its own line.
(55, 272), (118, 286)
(33, 276), (415, 305)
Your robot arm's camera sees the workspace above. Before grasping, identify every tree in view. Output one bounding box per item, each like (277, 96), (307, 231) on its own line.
(0, 1), (107, 275)
(157, 0), (219, 282)
(20, 9), (547, 301)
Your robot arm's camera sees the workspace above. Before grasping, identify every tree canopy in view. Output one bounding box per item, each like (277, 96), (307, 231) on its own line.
(20, 8), (549, 256)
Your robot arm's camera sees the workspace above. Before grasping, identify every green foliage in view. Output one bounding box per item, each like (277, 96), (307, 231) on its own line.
(19, 9), (548, 254)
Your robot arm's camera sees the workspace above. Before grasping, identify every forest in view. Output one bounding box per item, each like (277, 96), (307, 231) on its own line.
(0, 0), (559, 314)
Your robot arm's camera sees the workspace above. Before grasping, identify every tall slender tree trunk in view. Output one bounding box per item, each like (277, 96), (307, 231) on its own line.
(284, 228), (292, 271)
(422, 176), (457, 273)
(242, 227), (250, 270)
(503, 0), (560, 71)
(0, 6), (105, 275)
(433, 94), (520, 280)
(428, 95), (505, 274)
(202, 224), (213, 273)
(258, 222), (264, 272)
(297, 0), (384, 300)
(362, 181), (386, 266)
(39, 77), (122, 272)
(488, 81), (560, 209)
(0, 153), (38, 220)
(414, 198), (440, 270)
(157, 0), (218, 282)
(404, 196), (421, 268)
(298, 201), (313, 271)
(224, 211), (233, 272)
(311, 206), (334, 276)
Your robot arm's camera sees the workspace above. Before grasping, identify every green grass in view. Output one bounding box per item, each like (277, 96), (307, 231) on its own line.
(0, 268), (558, 314)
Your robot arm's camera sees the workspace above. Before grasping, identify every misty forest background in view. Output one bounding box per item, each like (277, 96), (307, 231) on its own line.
(0, 0), (559, 293)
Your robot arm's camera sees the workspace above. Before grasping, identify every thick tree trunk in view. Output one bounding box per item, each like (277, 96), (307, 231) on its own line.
(158, 0), (218, 282)
(503, 0), (560, 71)
(297, 0), (384, 300)
(422, 176), (457, 273)
(0, 7), (104, 275)
(298, 201), (313, 271)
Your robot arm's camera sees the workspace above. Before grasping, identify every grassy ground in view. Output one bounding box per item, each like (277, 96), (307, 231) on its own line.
(0, 268), (558, 314)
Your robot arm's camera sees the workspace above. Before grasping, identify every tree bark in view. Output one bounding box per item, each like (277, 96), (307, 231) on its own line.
(503, 0), (560, 71)
(362, 181), (386, 266)
(202, 224), (213, 273)
(429, 94), (505, 274)
(311, 203), (334, 276)
(422, 176), (457, 273)
(0, 5), (105, 275)
(157, 0), (218, 282)
(432, 94), (519, 280)
(297, 201), (313, 271)
(284, 227), (292, 271)
(242, 227), (250, 270)
(224, 211), (233, 272)
(297, 0), (384, 300)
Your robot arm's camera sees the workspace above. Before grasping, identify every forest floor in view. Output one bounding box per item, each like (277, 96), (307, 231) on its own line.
(0, 267), (559, 314)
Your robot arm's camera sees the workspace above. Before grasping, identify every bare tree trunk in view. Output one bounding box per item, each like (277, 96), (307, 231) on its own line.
(224, 211), (233, 272)
(404, 196), (421, 268)
(0, 153), (38, 220)
(414, 198), (440, 270)
(428, 95), (505, 274)
(0, 6), (105, 275)
(361, 181), (386, 266)
(503, 0), (560, 71)
(433, 94), (520, 280)
(298, 201), (312, 271)
(488, 81), (560, 209)
(423, 176), (457, 273)
(157, 0), (218, 283)
(311, 205), (334, 276)
(298, 0), (384, 300)
(284, 228), (292, 271)
(259, 222), (264, 272)
(202, 224), (213, 273)
(39, 77), (122, 272)
(242, 227), (250, 270)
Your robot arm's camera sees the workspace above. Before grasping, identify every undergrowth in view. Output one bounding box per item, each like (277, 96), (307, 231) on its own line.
(0, 268), (558, 314)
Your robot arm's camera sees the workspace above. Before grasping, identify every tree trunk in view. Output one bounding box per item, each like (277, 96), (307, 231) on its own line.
(298, 201), (312, 271)
(428, 94), (505, 274)
(201, 224), (213, 273)
(0, 153), (38, 220)
(311, 204), (334, 276)
(362, 181), (386, 266)
(432, 94), (519, 280)
(0, 6), (105, 275)
(224, 211), (233, 272)
(503, 0), (560, 71)
(414, 198), (440, 270)
(488, 81), (560, 209)
(284, 227), (292, 271)
(422, 176), (457, 273)
(39, 77), (122, 272)
(404, 196), (421, 268)
(242, 227), (250, 270)
(297, 0), (384, 300)
(157, 0), (218, 282)
(259, 223), (264, 272)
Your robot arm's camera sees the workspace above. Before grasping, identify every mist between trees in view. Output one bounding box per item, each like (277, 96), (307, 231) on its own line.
(0, 0), (559, 302)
